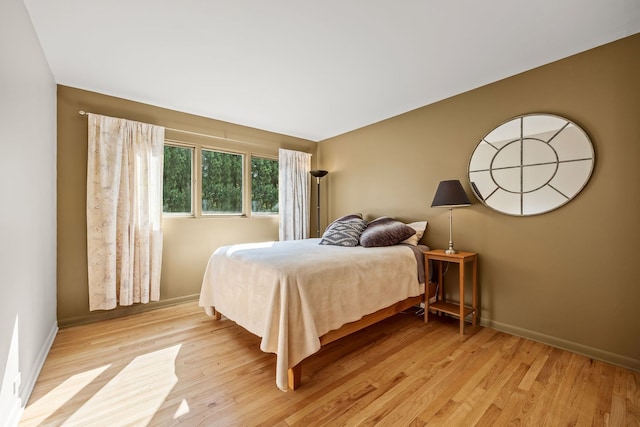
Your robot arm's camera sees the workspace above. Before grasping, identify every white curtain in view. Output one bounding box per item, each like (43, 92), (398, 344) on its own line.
(86, 114), (165, 311)
(278, 148), (311, 241)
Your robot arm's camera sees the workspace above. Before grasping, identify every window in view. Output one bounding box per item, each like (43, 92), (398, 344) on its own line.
(201, 149), (243, 215)
(163, 144), (193, 214)
(251, 156), (279, 214)
(163, 142), (280, 217)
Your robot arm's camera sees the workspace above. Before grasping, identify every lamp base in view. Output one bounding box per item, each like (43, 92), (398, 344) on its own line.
(445, 240), (457, 254)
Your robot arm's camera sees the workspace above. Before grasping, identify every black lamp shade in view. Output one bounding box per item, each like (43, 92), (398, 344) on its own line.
(431, 180), (471, 208)
(309, 170), (328, 178)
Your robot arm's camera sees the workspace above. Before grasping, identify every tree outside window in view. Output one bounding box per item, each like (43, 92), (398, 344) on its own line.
(251, 156), (278, 215)
(163, 145), (192, 214)
(201, 149), (243, 214)
(164, 144), (280, 217)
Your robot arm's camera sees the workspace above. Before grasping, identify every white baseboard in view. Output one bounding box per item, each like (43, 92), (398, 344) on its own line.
(3, 321), (58, 427)
(481, 318), (640, 372)
(23, 322), (58, 401)
(3, 399), (22, 427)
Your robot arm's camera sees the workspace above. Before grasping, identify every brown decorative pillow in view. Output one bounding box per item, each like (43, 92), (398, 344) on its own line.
(359, 217), (416, 248)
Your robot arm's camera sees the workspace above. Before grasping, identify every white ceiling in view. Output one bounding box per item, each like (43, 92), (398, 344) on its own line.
(24, 0), (640, 141)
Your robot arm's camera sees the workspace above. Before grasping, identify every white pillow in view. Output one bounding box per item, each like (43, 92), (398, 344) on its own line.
(401, 221), (428, 245)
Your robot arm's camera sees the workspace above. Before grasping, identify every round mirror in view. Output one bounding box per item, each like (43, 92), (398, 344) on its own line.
(468, 113), (594, 216)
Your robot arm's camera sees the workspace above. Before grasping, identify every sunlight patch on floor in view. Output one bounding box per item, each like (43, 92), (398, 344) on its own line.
(62, 344), (181, 426)
(174, 398), (190, 419)
(21, 364), (110, 425)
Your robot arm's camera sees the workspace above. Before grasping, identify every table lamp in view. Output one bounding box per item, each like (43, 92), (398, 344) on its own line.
(431, 180), (471, 254)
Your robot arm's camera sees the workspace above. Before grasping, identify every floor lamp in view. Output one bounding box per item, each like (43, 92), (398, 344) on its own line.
(309, 170), (328, 237)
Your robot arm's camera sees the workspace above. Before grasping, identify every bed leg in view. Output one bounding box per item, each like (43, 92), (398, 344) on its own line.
(288, 364), (302, 390)
(213, 308), (222, 320)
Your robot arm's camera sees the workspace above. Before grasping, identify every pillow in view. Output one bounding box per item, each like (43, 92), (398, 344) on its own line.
(325, 213), (363, 232)
(319, 217), (367, 247)
(401, 221), (428, 246)
(359, 217), (416, 248)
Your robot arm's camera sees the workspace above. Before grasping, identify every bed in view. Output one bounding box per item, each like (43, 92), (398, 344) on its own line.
(199, 218), (433, 391)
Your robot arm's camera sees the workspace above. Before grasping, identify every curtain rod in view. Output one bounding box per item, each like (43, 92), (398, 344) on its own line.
(78, 110), (265, 147)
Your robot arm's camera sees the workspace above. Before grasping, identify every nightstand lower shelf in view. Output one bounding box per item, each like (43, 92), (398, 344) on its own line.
(429, 302), (475, 319)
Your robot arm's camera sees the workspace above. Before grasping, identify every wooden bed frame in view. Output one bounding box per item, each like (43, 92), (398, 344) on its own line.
(213, 282), (436, 390)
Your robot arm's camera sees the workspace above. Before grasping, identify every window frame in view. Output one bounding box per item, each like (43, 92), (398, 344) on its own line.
(200, 147), (245, 217)
(249, 154), (279, 217)
(162, 141), (195, 217)
(162, 138), (280, 219)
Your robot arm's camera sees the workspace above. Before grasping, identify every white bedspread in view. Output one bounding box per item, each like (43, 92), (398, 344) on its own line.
(199, 238), (425, 391)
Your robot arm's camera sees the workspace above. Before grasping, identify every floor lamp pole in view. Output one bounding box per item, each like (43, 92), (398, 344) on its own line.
(309, 170), (328, 237)
(315, 178), (321, 237)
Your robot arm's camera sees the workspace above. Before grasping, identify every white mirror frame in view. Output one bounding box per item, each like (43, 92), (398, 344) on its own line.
(468, 113), (595, 216)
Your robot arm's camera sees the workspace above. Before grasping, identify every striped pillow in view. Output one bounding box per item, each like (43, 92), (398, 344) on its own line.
(319, 217), (367, 247)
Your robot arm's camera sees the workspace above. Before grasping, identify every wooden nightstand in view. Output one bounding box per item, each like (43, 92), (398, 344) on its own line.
(424, 249), (478, 334)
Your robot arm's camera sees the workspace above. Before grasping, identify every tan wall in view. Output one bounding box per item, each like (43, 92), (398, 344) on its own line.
(57, 86), (317, 325)
(319, 34), (640, 370)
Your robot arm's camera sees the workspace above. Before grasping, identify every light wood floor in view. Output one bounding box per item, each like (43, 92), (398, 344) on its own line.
(20, 301), (640, 426)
